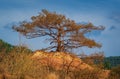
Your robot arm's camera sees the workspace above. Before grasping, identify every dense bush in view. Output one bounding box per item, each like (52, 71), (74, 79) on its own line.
(0, 39), (13, 53)
(107, 65), (120, 79)
(0, 39), (32, 54)
(104, 61), (111, 70)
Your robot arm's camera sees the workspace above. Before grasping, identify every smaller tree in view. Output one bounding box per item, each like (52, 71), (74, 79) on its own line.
(13, 9), (104, 52)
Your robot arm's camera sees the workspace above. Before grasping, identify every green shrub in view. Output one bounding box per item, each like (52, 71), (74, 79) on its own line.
(104, 61), (111, 70)
(0, 39), (13, 53)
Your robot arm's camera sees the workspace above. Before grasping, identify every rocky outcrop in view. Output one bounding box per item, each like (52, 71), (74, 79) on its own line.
(32, 50), (93, 71)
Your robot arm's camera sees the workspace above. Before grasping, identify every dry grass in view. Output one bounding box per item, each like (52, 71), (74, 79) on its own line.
(0, 49), (119, 79)
(46, 72), (59, 79)
(0, 47), (47, 79)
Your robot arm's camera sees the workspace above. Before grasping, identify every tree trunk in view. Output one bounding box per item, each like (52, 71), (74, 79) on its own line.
(56, 29), (62, 52)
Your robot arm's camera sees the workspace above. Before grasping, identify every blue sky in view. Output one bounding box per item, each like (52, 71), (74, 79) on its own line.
(0, 0), (120, 56)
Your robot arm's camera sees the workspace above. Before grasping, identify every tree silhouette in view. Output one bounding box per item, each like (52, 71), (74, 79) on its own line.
(13, 9), (104, 52)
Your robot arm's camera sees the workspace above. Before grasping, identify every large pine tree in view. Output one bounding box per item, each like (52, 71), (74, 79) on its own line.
(13, 9), (104, 52)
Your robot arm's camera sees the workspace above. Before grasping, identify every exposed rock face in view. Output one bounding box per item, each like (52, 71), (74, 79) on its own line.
(32, 50), (93, 71)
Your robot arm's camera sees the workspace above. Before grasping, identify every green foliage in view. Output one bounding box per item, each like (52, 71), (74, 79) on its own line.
(105, 56), (120, 68)
(104, 61), (111, 70)
(0, 39), (32, 54)
(0, 39), (13, 53)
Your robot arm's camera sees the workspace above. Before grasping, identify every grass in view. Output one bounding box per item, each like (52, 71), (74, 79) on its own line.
(0, 46), (57, 79)
(0, 46), (119, 79)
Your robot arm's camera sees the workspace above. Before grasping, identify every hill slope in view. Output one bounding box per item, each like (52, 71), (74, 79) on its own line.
(0, 39), (13, 53)
(32, 50), (93, 71)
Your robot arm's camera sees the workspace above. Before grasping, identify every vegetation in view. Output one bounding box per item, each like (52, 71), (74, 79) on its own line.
(0, 9), (119, 79)
(108, 65), (120, 79)
(0, 39), (13, 53)
(79, 52), (105, 69)
(0, 50), (105, 79)
(104, 61), (111, 70)
(0, 39), (119, 79)
(105, 56), (120, 68)
(13, 9), (104, 52)
(0, 39), (32, 54)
